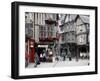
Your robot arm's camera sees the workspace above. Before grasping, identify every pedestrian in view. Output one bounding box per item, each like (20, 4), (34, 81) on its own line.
(43, 52), (46, 62)
(49, 49), (53, 62)
(34, 52), (40, 67)
(62, 50), (66, 61)
(55, 53), (59, 61)
(49, 49), (53, 56)
(25, 51), (29, 67)
(67, 50), (72, 61)
(46, 49), (48, 57)
(40, 53), (43, 62)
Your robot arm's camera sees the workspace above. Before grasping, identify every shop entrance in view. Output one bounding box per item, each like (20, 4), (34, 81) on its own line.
(37, 44), (48, 57)
(37, 47), (45, 56)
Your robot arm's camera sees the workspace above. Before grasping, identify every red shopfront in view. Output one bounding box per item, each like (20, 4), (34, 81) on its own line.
(25, 38), (35, 63)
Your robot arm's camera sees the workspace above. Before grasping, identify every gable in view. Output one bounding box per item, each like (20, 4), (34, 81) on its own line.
(76, 17), (84, 26)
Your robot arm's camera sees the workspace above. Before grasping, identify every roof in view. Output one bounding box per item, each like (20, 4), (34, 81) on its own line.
(79, 15), (89, 23)
(69, 14), (77, 21)
(64, 14), (77, 23)
(60, 14), (89, 26)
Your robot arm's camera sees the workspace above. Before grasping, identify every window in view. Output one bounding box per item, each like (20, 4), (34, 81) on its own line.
(68, 38), (70, 41)
(30, 23), (33, 28)
(43, 31), (46, 37)
(62, 33), (65, 41)
(25, 23), (33, 28)
(72, 32), (75, 35)
(80, 29), (83, 32)
(61, 26), (64, 31)
(50, 32), (53, 36)
(41, 31), (43, 36)
(40, 26), (43, 31)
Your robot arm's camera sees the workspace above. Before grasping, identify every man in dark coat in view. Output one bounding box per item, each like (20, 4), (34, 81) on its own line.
(67, 50), (72, 61)
(62, 50), (66, 61)
(34, 52), (40, 67)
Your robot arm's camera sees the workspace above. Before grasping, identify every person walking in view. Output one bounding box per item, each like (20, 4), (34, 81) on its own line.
(40, 53), (43, 62)
(34, 52), (40, 67)
(67, 50), (72, 61)
(62, 50), (66, 61)
(43, 51), (46, 62)
(25, 51), (29, 67)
